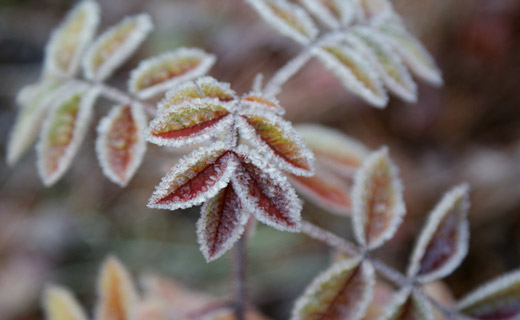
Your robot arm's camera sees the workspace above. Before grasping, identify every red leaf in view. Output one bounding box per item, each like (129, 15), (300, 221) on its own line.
(197, 184), (248, 262)
(232, 146), (302, 232)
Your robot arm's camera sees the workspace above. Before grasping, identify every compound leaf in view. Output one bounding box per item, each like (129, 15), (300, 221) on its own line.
(43, 285), (87, 320)
(37, 85), (99, 186)
(197, 184), (248, 262)
(246, 0), (318, 44)
(300, 0), (356, 28)
(457, 269), (520, 320)
(241, 93), (285, 115)
(351, 147), (405, 250)
(291, 258), (375, 320)
(129, 47), (216, 99)
(313, 40), (388, 108)
(96, 103), (147, 186)
(407, 184), (470, 283)
(83, 14), (153, 81)
(147, 98), (234, 147)
(232, 145), (302, 232)
(380, 288), (433, 320)
(95, 256), (138, 320)
(237, 111), (314, 177)
(148, 142), (238, 211)
(44, 0), (100, 76)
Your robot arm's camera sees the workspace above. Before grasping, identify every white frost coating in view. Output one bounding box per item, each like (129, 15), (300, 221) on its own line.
(300, 0), (355, 29)
(196, 188), (250, 262)
(44, 0), (100, 77)
(240, 91), (285, 115)
(128, 48), (216, 99)
(312, 38), (388, 108)
(295, 123), (370, 174)
(146, 98), (235, 147)
(43, 285), (88, 320)
(456, 269), (520, 313)
(37, 84), (100, 186)
(379, 287), (434, 320)
(95, 103), (147, 187)
(7, 81), (61, 165)
(374, 17), (443, 86)
(236, 109), (315, 177)
(246, 0), (318, 44)
(147, 142), (238, 211)
(231, 144), (302, 232)
(82, 14), (154, 81)
(291, 258), (375, 320)
(348, 27), (418, 103)
(351, 147), (405, 250)
(407, 183), (470, 283)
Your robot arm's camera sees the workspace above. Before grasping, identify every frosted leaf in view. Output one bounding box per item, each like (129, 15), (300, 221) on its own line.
(313, 40), (388, 108)
(246, 0), (318, 44)
(43, 285), (87, 320)
(351, 147), (406, 250)
(83, 14), (153, 81)
(148, 142), (238, 211)
(379, 288), (433, 320)
(96, 103), (147, 187)
(241, 92), (285, 115)
(7, 80), (62, 165)
(359, 0), (393, 19)
(291, 258), (375, 320)
(407, 184), (470, 283)
(129, 47), (216, 99)
(300, 0), (356, 29)
(375, 17), (442, 86)
(457, 269), (520, 320)
(37, 85), (99, 186)
(44, 0), (100, 76)
(94, 256), (138, 320)
(236, 110), (315, 177)
(289, 166), (352, 216)
(232, 145), (302, 232)
(147, 98), (234, 147)
(159, 76), (237, 110)
(348, 27), (417, 103)
(197, 184), (249, 262)
(296, 124), (370, 175)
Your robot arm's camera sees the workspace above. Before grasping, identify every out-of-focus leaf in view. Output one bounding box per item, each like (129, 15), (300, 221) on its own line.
(43, 285), (87, 320)
(232, 145), (302, 232)
(148, 142), (238, 211)
(95, 256), (138, 320)
(407, 184), (470, 283)
(351, 147), (405, 250)
(246, 0), (318, 44)
(349, 27), (417, 103)
(83, 14), (153, 81)
(96, 103), (147, 186)
(313, 40), (388, 108)
(44, 0), (99, 76)
(379, 288), (433, 320)
(146, 98), (234, 147)
(359, 0), (393, 19)
(300, 0), (356, 28)
(376, 17), (442, 86)
(7, 80), (62, 165)
(291, 258), (374, 320)
(37, 85), (99, 186)
(129, 48), (216, 99)
(237, 111), (314, 177)
(457, 269), (520, 319)
(197, 184), (248, 262)
(241, 93), (285, 115)
(295, 124), (369, 174)
(159, 76), (236, 110)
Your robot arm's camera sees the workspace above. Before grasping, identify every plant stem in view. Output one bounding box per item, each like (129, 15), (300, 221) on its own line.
(299, 220), (471, 320)
(232, 236), (247, 320)
(263, 50), (313, 97)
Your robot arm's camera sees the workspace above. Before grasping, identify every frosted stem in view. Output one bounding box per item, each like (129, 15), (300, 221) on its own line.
(232, 236), (247, 320)
(263, 50), (313, 97)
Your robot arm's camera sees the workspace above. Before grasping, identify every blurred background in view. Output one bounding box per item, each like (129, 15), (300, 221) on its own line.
(1, 0), (520, 318)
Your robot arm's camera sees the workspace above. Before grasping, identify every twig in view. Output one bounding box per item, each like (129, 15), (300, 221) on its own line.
(263, 50), (313, 97)
(232, 236), (247, 320)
